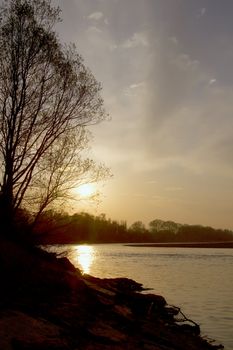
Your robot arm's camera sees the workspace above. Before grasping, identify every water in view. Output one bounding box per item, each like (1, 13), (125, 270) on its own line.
(45, 244), (233, 349)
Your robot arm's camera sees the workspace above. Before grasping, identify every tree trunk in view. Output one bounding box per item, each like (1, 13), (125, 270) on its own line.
(0, 172), (14, 236)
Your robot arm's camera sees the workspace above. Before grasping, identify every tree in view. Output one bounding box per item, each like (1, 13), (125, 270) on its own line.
(129, 221), (147, 236)
(0, 0), (107, 233)
(149, 219), (180, 233)
(28, 128), (109, 227)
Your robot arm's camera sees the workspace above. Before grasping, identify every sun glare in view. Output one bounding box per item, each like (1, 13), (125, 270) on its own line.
(75, 183), (96, 198)
(75, 245), (95, 274)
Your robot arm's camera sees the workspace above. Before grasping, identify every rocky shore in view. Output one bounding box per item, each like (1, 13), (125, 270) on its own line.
(0, 237), (224, 350)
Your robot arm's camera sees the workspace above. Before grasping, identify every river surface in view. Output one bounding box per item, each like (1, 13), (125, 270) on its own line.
(44, 244), (233, 349)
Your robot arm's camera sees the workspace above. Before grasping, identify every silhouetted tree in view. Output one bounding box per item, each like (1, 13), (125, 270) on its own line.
(0, 0), (107, 233)
(32, 212), (233, 245)
(130, 221), (146, 233)
(149, 219), (180, 233)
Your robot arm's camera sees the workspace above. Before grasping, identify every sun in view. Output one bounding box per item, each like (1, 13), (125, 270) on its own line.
(75, 183), (96, 198)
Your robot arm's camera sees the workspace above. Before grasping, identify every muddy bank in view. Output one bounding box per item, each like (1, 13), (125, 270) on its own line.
(126, 242), (233, 248)
(0, 237), (224, 349)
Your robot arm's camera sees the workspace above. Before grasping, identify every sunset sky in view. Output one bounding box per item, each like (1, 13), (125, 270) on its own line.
(55, 0), (233, 230)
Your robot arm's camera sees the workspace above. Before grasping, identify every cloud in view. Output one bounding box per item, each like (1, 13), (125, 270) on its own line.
(87, 11), (109, 25)
(169, 36), (178, 45)
(209, 79), (216, 85)
(200, 8), (206, 16)
(81, 2), (233, 183)
(171, 54), (199, 71)
(128, 32), (233, 178)
(144, 44), (203, 131)
(56, 0), (233, 229)
(87, 12), (104, 21)
(129, 82), (145, 89)
(122, 32), (149, 48)
(123, 82), (146, 97)
(197, 7), (206, 18)
(143, 83), (233, 176)
(86, 26), (102, 35)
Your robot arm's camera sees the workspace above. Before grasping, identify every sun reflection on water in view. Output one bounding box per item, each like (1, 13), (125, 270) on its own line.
(75, 245), (95, 274)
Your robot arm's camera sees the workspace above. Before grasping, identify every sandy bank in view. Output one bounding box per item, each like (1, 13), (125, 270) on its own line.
(126, 242), (233, 248)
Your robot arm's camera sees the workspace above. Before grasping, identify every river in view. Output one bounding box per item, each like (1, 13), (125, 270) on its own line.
(44, 244), (233, 349)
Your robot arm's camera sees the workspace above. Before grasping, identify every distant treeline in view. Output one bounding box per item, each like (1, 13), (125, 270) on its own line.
(33, 211), (233, 244)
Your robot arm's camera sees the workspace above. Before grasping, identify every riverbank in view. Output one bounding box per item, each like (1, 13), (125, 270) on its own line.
(126, 242), (233, 248)
(0, 237), (224, 349)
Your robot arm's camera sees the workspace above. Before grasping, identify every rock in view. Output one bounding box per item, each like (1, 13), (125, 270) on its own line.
(0, 311), (68, 350)
(114, 304), (133, 319)
(84, 276), (144, 293)
(88, 322), (127, 343)
(116, 292), (167, 318)
(57, 257), (80, 274)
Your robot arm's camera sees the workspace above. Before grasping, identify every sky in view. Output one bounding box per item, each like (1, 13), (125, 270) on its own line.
(54, 0), (233, 230)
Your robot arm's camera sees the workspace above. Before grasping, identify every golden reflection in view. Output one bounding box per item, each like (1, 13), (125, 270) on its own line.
(75, 245), (94, 274)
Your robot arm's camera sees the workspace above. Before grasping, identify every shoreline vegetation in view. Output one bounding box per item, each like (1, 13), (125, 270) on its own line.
(1, 236), (224, 350)
(33, 211), (233, 246)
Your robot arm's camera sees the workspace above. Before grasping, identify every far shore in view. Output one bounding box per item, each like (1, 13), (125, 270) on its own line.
(125, 241), (233, 248)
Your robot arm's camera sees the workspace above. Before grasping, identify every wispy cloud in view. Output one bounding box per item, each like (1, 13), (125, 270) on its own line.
(86, 26), (102, 35)
(197, 7), (206, 18)
(209, 79), (216, 85)
(201, 8), (206, 16)
(122, 32), (149, 49)
(171, 53), (199, 71)
(129, 82), (145, 89)
(87, 12), (104, 21)
(124, 82), (146, 97)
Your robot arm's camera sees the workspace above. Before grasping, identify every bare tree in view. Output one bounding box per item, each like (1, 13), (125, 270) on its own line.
(27, 129), (109, 226)
(0, 0), (107, 232)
